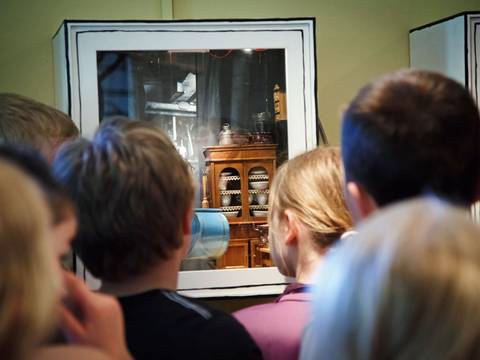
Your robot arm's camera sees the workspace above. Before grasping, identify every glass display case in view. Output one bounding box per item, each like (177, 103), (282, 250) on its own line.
(410, 12), (480, 107)
(410, 12), (480, 224)
(53, 19), (320, 296)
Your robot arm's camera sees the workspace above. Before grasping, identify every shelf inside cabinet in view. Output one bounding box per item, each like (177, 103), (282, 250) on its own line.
(249, 205), (269, 210)
(248, 174), (269, 180)
(222, 175), (241, 181)
(248, 189), (269, 194)
(221, 205), (242, 211)
(220, 190), (242, 195)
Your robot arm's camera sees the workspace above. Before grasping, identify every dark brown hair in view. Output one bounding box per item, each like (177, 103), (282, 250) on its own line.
(341, 69), (480, 206)
(53, 119), (194, 281)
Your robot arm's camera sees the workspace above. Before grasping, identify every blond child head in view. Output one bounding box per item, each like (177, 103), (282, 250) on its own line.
(0, 161), (59, 359)
(301, 198), (480, 359)
(268, 146), (352, 278)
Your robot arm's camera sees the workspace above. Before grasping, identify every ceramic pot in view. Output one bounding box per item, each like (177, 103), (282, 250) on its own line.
(221, 194), (231, 206)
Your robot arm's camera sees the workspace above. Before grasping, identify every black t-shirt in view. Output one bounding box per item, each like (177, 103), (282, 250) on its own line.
(118, 289), (263, 360)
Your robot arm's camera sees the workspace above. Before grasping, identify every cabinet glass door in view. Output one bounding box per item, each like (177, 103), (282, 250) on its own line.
(247, 166), (270, 219)
(218, 166), (243, 220)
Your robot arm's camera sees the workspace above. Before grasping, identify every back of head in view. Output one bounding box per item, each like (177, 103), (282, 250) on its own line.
(301, 198), (480, 359)
(0, 143), (73, 225)
(341, 69), (480, 206)
(0, 93), (79, 161)
(269, 146), (352, 250)
(53, 119), (194, 282)
(0, 161), (58, 359)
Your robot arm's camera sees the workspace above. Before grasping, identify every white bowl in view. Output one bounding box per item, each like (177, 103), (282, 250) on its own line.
(250, 167), (267, 175)
(256, 193), (268, 205)
(218, 178), (228, 190)
(221, 194), (231, 206)
(252, 210), (268, 217)
(250, 181), (269, 190)
(223, 210), (239, 218)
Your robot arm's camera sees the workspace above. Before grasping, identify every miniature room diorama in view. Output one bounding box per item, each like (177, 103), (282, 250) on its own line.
(54, 19), (318, 293)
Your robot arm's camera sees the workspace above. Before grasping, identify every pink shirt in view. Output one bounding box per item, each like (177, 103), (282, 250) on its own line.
(234, 284), (311, 360)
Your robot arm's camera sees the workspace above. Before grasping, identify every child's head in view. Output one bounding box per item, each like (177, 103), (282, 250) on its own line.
(53, 119), (194, 282)
(268, 146), (352, 278)
(0, 144), (77, 260)
(0, 160), (60, 359)
(0, 93), (79, 162)
(341, 69), (480, 220)
(301, 198), (480, 359)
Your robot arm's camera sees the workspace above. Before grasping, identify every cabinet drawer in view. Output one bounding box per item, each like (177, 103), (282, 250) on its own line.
(217, 240), (249, 269)
(230, 223), (262, 239)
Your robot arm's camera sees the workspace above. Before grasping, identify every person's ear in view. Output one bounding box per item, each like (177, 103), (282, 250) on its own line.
(180, 205), (194, 257)
(283, 209), (300, 246)
(182, 205), (194, 236)
(474, 180), (480, 203)
(345, 181), (377, 222)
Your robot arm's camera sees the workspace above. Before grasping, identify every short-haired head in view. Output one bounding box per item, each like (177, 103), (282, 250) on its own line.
(53, 119), (194, 281)
(0, 160), (58, 359)
(0, 143), (73, 225)
(0, 93), (79, 161)
(269, 146), (352, 276)
(0, 144), (77, 262)
(301, 197), (480, 358)
(341, 69), (480, 208)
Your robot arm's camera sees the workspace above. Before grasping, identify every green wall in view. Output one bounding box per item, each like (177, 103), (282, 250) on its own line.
(0, 0), (163, 106)
(0, 0), (478, 144)
(174, 0), (479, 144)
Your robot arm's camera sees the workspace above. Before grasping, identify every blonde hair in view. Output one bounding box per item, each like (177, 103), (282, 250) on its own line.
(0, 161), (58, 359)
(0, 93), (79, 160)
(269, 146), (352, 248)
(301, 198), (480, 359)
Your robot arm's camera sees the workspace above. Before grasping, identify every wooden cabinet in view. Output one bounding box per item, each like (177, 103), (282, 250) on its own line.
(216, 239), (250, 269)
(204, 144), (275, 268)
(250, 239), (263, 268)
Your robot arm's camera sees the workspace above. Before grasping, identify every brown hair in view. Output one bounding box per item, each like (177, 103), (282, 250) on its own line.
(0, 93), (79, 160)
(341, 69), (480, 206)
(269, 146), (352, 249)
(0, 161), (58, 359)
(53, 119), (194, 281)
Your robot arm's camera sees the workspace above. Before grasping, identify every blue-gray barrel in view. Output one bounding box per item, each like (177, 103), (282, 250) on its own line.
(186, 209), (230, 259)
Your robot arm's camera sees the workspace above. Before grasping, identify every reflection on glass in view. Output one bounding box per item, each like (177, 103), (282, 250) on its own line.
(97, 49), (288, 271)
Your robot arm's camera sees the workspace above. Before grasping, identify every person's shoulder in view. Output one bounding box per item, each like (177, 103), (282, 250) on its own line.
(121, 291), (262, 359)
(176, 295), (262, 359)
(234, 302), (295, 337)
(235, 295), (309, 323)
(34, 345), (111, 360)
(197, 312), (263, 359)
(234, 302), (283, 329)
(234, 302), (277, 318)
(161, 291), (219, 320)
